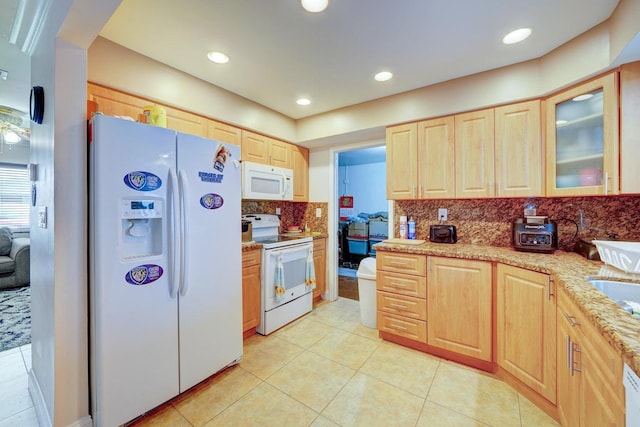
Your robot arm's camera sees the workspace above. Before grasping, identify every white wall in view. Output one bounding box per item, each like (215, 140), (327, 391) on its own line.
(337, 162), (387, 216)
(0, 142), (29, 164)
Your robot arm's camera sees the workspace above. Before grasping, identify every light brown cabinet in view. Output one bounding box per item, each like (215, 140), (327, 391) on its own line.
(376, 251), (427, 344)
(241, 130), (292, 168)
(545, 73), (619, 196)
(386, 101), (541, 199)
(207, 120), (242, 146)
(556, 287), (625, 426)
(418, 117), (456, 199)
(494, 100), (543, 197)
(241, 249), (262, 336)
(291, 145), (309, 202)
(620, 61), (640, 194)
(427, 256), (492, 363)
(312, 238), (326, 300)
(455, 109), (495, 198)
(497, 264), (556, 404)
(87, 82), (242, 144)
(386, 123), (418, 199)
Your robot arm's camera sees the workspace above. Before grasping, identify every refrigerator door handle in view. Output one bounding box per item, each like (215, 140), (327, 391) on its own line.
(178, 170), (190, 296)
(169, 169), (180, 299)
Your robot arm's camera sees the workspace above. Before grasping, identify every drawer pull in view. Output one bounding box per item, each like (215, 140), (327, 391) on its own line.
(389, 262), (409, 267)
(390, 282), (408, 288)
(563, 311), (581, 327)
(389, 303), (408, 309)
(389, 323), (408, 331)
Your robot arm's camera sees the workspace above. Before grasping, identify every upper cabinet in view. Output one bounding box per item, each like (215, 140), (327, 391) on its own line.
(291, 145), (309, 202)
(455, 109), (495, 198)
(620, 62), (640, 194)
(386, 123), (418, 199)
(545, 73), (619, 196)
(387, 101), (542, 200)
(87, 83), (241, 142)
(418, 117), (455, 199)
(494, 100), (543, 197)
(241, 130), (292, 169)
(207, 120), (242, 146)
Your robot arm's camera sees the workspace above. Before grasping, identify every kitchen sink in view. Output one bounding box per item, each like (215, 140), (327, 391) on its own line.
(587, 279), (640, 317)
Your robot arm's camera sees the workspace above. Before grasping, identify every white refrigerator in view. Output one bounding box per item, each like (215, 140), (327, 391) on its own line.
(89, 114), (242, 427)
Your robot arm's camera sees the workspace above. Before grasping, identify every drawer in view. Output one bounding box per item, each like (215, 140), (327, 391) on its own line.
(242, 249), (261, 266)
(377, 270), (426, 298)
(377, 251), (426, 275)
(377, 291), (426, 320)
(377, 311), (427, 343)
(313, 238), (326, 251)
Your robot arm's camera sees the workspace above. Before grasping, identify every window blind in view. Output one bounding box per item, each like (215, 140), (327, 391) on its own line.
(0, 163), (30, 227)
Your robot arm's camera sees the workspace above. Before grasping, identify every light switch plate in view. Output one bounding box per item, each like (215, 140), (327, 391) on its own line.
(316, 208), (322, 218)
(38, 206), (47, 229)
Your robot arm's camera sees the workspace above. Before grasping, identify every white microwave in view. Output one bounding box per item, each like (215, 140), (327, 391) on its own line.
(242, 161), (294, 201)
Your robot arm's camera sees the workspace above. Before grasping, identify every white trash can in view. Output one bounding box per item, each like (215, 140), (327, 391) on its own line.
(357, 257), (377, 328)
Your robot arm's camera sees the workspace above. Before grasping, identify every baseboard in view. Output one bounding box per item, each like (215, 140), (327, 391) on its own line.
(28, 369), (94, 427)
(28, 369), (51, 427)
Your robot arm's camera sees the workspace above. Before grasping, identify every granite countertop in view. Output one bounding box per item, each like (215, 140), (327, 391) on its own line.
(373, 240), (640, 377)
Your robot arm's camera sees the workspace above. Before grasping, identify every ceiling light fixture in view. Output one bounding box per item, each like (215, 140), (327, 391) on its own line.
(374, 71), (393, 82)
(3, 131), (21, 144)
(296, 98), (311, 106)
(301, 0), (329, 13)
(207, 51), (229, 64)
(502, 28), (532, 45)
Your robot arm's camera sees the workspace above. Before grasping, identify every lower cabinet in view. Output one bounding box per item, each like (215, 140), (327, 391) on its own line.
(557, 287), (625, 427)
(427, 256), (493, 363)
(312, 238), (326, 300)
(241, 249), (261, 335)
(376, 251), (427, 345)
(496, 264), (556, 404)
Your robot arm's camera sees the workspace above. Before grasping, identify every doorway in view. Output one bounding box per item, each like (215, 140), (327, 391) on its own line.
(336, 146), (387, 301)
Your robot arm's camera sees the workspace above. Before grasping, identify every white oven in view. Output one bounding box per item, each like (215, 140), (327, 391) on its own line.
(242, 214), (314, 335)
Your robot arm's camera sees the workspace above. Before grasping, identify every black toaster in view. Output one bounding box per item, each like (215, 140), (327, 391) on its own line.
(429, 225), (457, 244)
(512, 218), (557, 253)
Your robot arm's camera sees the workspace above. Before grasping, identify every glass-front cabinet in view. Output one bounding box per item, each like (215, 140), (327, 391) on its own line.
(545, 73), (619, 196)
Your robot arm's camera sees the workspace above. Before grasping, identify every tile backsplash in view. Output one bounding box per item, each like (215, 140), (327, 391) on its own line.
(242, 201), (329, 235)
(395, 196), (640, 250)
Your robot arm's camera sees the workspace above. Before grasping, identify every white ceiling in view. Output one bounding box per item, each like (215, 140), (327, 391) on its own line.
(0, 0), (621, 124)
(99, 0), (619, 119)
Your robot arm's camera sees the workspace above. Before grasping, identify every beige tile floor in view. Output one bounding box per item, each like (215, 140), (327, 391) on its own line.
(0, 298), (562, 427)
(129, 298), (560, 427)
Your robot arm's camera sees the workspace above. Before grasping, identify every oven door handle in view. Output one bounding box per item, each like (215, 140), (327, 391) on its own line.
(269, 244), (312, 258)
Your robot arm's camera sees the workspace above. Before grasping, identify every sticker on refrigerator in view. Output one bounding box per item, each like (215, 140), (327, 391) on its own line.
(125, 264), (163, 285)
(213, 144), (232, 172)
(200, 193), (224, 209)
(123, 171), (162, 191)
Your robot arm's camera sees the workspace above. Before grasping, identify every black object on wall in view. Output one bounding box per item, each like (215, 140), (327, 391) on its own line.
(30, 86), (44, 124)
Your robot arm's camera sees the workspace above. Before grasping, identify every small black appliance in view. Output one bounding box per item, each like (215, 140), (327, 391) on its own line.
(512, 217), (557, 253)
(429, 225), (457, 244)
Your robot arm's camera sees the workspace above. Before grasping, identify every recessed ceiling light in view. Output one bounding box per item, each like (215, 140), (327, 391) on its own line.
(301, 0), (329, 12)
(297, 98), (311, 106)
(207, 51), (229, 64)
(374, 71), (393, 82)
(572, 94), (594, 102)
(502, 28), (532, 45)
